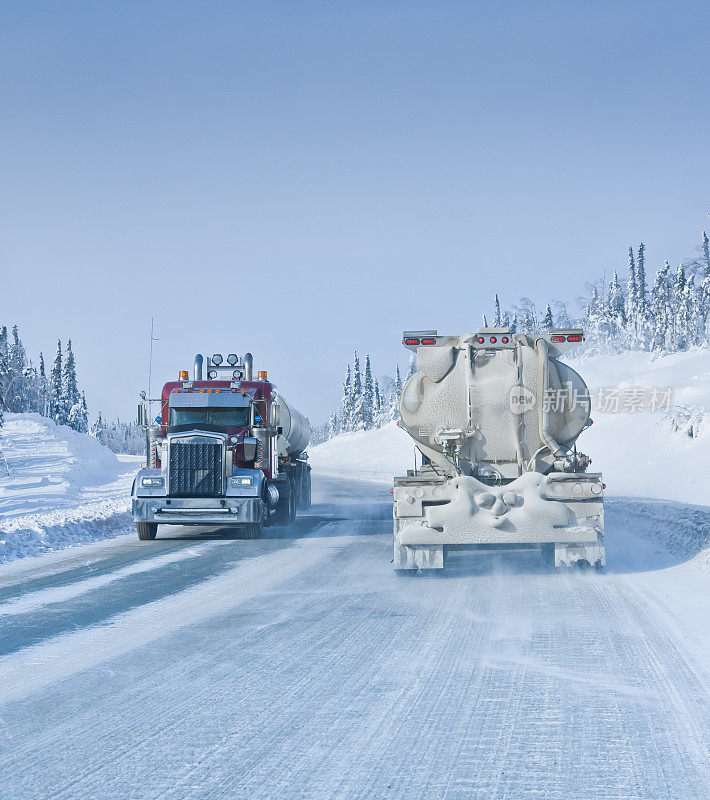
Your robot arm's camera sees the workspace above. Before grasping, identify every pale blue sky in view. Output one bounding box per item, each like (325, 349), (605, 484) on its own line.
(2, 1), (708, 423)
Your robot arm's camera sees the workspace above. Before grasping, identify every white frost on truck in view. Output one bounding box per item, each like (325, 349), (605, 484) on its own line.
(393, 328), (605, 572)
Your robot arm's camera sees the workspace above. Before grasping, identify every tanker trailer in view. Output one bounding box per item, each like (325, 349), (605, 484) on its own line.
(392, 328), (605, 572)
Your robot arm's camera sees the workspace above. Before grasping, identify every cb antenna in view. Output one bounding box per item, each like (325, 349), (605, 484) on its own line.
(147, 317), (159, 419)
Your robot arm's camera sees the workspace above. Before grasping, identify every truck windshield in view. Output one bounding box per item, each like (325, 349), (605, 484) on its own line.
(169, 407), (249, 431)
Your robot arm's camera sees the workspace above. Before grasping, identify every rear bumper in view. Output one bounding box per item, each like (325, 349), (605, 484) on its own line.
(132, 497), (260, 526)
(393, 472), (604, 547)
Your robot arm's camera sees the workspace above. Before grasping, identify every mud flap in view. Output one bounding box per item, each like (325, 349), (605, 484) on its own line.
(554, 534), (606, 568)
(394, 542), (444, 571)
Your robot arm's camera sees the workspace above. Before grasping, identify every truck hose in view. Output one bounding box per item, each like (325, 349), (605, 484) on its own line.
(535, 337), (566, 459)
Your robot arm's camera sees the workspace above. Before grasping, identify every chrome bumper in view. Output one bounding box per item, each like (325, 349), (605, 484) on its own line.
(132, 497), (260, 526)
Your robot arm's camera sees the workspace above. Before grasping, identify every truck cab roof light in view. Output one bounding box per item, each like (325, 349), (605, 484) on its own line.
(178, 370), (189, 380)
(404, 338), (420, 346)
(258, 370), (268, 381)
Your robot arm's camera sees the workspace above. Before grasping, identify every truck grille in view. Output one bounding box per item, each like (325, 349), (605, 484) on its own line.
(169, 441), (223, 497)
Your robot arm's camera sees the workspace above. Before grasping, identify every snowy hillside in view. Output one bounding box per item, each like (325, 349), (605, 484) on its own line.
(310, 349), (710, 507)
(0, 414), (141, 563)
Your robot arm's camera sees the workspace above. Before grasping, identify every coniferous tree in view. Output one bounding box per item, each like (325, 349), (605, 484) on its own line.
(702, 230), (710, 278)
(327, 410), (339, 439)
(373, 378), (382, 426)
(340, 363), (353, 433)
(493, 294), (502, 326)
(543, 304), (554, 329)
(350, 351), (365, 431)
(608, 271), (626, 335)
(361, 354), (374, 430)
(388, 365), (402, 422)
(50, 340), (67, 425)
(650, 262), (672, 351)
(63, 339), (84, 430)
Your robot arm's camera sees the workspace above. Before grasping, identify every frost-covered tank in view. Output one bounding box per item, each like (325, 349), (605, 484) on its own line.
(393, 328), (605, 572)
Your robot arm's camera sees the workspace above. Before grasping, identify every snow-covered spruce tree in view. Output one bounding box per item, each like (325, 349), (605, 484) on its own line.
(650, 262), (672, 351)
(373, 378), (382, 427)
(637, 243), (648, 318)
(350, 351), (366, 431)
(50, 340), (67, 426)
(542, 304), (554, 329)
(340, 363), (353, 433)
(361, 354), (374, 430)
(38, 352), (49, 416)
(90, 411), (106, 442)
(702, 230), (710, 278)
(68, 390), (89, 434)
(493, 294), (502, 326)
(673, 265), (688, 350)
(388, 364), (402, 422)
(327, 410), (339, 439)
(63, 340), (86, 431)
(4, 325), (29, 412)
(608, 270), (627, 338)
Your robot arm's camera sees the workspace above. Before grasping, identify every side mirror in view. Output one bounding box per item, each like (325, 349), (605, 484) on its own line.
(242, 436), (258, 462)
(137, 403), (148, 427)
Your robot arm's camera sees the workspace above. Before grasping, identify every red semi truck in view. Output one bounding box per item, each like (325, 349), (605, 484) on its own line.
(132, 352), (311, 540)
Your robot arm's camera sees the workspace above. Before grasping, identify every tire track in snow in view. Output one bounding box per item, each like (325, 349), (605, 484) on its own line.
(0, 535), (353, 705)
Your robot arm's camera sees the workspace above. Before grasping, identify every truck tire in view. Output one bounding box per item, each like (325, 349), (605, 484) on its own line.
(137, 522), (158, 541)
(243, 522), (262, 539)
(303, 471), (312, 509)
(274, 480), (296, 525)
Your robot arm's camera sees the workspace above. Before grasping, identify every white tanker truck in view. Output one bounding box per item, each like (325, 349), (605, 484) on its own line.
(393, 328), (605, 572)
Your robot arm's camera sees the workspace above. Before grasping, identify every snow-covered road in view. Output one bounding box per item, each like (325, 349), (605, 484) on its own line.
(0, 475), (708, 800)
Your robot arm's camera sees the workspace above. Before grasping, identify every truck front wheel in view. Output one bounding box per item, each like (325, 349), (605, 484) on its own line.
(137, 522), (158, 541)
(243, 522), (262, 539)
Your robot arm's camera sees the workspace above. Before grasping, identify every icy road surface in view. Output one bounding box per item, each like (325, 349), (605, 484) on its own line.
(0, 476), (708, 800)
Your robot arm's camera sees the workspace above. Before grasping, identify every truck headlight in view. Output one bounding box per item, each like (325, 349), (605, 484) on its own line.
(141, 476), (165, 487)
(230, 476), (253, 487)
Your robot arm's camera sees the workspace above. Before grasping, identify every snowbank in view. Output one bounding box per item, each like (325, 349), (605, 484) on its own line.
(0, 414), (141, 563)
(310, 350), (710, 507)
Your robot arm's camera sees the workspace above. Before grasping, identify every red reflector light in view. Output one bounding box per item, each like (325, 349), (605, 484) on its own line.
(477, 336), (485, 343)
(551, 335), (565, 342)
(404, 338), (420, 346)
(567, 334), (583, 342)
(421, 338), (436, 345)
(502, 336), (509, 344)
(489, 336), (497, 343)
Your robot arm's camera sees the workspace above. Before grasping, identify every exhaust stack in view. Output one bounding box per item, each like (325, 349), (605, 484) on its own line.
(244, 352), (253, 381)
(194, 354), (203, 381)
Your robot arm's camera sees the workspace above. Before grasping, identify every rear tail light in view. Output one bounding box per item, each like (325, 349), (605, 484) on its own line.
(551, 335), (565, 342)
(477, 336), (485, 343)
(567, 334), (583, 342)
(502, 336), (509, 344)
(404, 337), (420, 346)
(489, 336), (497, 343)
(421, 338), (436, 345)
